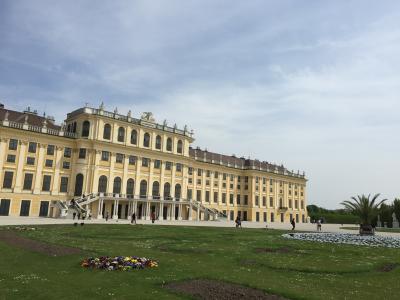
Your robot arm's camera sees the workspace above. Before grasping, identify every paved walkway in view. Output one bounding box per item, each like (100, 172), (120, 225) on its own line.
(1, 216), (399, 237)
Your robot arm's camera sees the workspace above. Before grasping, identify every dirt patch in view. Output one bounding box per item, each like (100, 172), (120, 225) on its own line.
(165, 279), (289, 300)
(0, 231), (81, 256)
(378, 263), (399, 272)
(255, 247), (292, 254)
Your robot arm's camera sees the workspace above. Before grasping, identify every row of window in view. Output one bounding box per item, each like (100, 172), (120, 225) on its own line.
(7, 139), (72, 158)
(0, 199), (50, 217)
(2, 171), (69, 193)
(100, 152), (184, 171)
(5, 154), (71, 169)
(78, 121), (184, 153)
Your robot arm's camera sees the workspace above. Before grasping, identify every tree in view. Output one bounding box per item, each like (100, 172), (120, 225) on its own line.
(341, 194), (387, 226)
(394, 198), (400, 223)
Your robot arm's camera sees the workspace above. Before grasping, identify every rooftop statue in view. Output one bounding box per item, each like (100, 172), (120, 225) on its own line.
(141, 112), (155, 122)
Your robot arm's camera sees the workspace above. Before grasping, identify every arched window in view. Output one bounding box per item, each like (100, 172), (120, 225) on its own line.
(164, 182), (171, 200)
(113, 177), (121, 195)
(126, 178), (134, 198)
(177, 140), (183, 154)
(155, 135), (162, 150)
(175, 184), (181, 200)
(130, 129), (137, 145)
(74, 173), (84, 196)
(152, 181), (160, 199)
(166, 137), (172, 151)
(103, 124), (111, 140)
(98, 175), (108, 193)
(140, 180), (147, 198)
(72, 122), (77, 133)
(117, 127), (125, 142)
(143, 133), (150, 148)
(81, 121), (90, 138)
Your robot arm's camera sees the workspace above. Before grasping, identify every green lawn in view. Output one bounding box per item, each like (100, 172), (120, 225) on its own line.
(0, 224), (399, 300)
(341, 226), (400, 233)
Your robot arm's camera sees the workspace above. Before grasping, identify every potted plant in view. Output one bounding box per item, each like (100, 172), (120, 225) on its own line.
(341, 194), (386, 235)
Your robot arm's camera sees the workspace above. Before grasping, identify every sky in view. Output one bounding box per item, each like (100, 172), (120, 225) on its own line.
(0, 0), (399, 209)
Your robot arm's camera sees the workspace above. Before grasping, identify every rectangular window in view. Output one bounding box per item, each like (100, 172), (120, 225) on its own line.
(263, 196), (266, 206)
(245, 176), (248, 183)
(237, 184), (241, 189)
(222, 182), (226, 188)
(154, 159), (161, 169)
(263, 212), (267, 222)
(64, 147), (72, 158)
(255, 196), (259, 206)
(23, 173), (33, 190)
(20, 200), (31, 216)
(223, 173), (227, 180)
(101, 151), (109, 161)
(244, 185), (248, 190)
(45, 159), (53, 167)
(197, 169), (202, 176)
(28, 142), (37, 153)
(205, 191), (210, 202)
(214, 192), (218, 203)
(206, 170), (210, 177)
(3, 171), (13, 188)
(8, 139), (18, 150)
(295, 200), (298, 209)
(196, 190), (201, 202)
(188, 178), (193, 184)
(42, 175), (51, 191)
(214, 171), (218, 179)
(79, 148), (86, 159)
(263, 178), (266, 184)
(270, 187), (273, 193)
(271, 213), (275, 222)
(128, 156), (137, 165)
(0, 199), (11, 216)
(62, 161), (70, 169)
(206, 180), (210, 186)
(60, 177), (69, 193)
(236, 195), (241, 205)
(244, 195), (248, 205)
(26, 157), (35, 165)
(6, 154), (16, 163)
(188, 167), (193, 175)
(270, 179), (273, 185)
(165, 161), (172, 170)
(142, 158), (150, 167)
(269, 197), (274, 207)
(176, 163), (182, 172)
(116, 153), (124, 163)
(47, 145), (55, 155)
(197, 179), (201, 185)
(229, 194), (234, 204)
(187, 189), (193, 200)
(256, 212), (260, 222)
(222, 193), (226, 204)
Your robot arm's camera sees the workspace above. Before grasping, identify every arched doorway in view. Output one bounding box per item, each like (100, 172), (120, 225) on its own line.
(126, 178), (134, 198)
(140, 180), (147, 198)
(98, 175), (108, 194)
(152, 181), (160, 199)
(113, 177), (122, 195)
(164, 182), (171, 200)
(74, 173), (84, 196)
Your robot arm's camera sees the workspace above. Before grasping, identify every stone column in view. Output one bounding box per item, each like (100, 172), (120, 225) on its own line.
(51, 145), (64, 195)
(32, 143), (46, 194)
(97, 198), (103, 219)
(188, 203), (192, 221)
(0, 138), (7, 190)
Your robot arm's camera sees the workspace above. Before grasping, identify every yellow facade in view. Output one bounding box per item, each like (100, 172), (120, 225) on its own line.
(0, 104), (307, 223)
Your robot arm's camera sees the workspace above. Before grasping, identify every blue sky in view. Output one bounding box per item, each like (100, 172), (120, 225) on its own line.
(1, 0), (399, 208)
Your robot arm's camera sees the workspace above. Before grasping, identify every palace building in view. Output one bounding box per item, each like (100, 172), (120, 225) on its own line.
(0, 102), (307, 223)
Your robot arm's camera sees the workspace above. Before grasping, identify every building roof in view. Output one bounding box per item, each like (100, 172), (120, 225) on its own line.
(189, 146), (305, 179)
(0, 106), (60, 130)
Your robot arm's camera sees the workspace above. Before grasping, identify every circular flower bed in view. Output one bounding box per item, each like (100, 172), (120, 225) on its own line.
(282, 233), (400, 248)
(81, 256), (158, 271)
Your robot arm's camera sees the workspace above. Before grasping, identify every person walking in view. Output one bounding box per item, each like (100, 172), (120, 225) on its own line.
(151, 212), (156, 224)
(317, 219), (322, 232)
(291, 218), (296, 231)
(235, 216), (242, 228)
(105, 211), (109, 222)
(77, 212), (81, 220)
(72, 212), (76, 220)
(131, 212), (136, 225)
